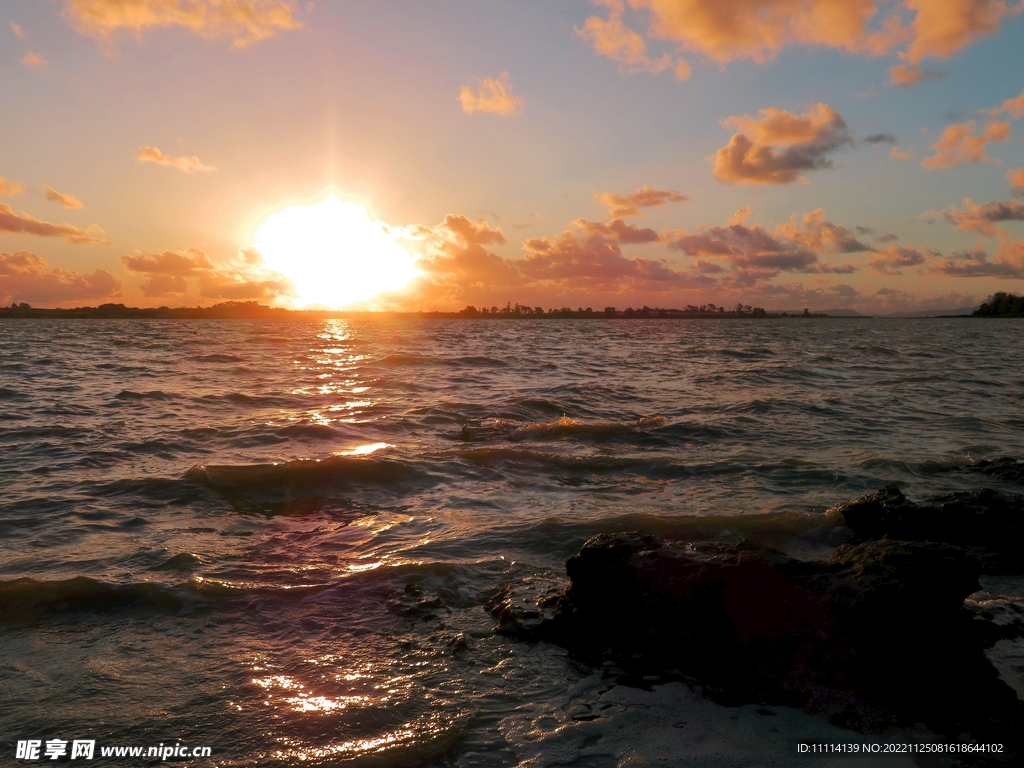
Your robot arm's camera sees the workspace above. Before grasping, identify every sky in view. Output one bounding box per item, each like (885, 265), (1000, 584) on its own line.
(1, 0), (1024, 313)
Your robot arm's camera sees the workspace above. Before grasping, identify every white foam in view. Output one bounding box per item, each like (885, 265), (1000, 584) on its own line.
(501, 676), (919, 768)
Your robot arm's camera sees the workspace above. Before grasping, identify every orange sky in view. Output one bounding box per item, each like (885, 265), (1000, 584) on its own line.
(2, 1), (1024, 313)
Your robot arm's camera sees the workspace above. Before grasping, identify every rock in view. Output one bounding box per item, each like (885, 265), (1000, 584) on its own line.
(835, 485), (1024, 573)
(494, 532), (1022, 743)
(973, 457), (1024, 485)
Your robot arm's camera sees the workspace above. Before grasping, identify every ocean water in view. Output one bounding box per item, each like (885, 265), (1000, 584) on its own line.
(2, 317), (1023, 766)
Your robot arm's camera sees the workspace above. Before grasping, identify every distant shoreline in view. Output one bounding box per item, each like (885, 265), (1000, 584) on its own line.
(0, 302), (982, 320)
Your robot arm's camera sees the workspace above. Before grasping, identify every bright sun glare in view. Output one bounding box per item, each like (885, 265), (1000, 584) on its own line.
(253, 196), (420, 308)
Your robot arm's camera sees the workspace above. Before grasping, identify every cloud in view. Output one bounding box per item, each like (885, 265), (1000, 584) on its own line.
(520, 228), (693, 289)
(868, 245), (930, 274)
(666, 208), (863, 282)
(411, 215), (519, 283)
(888, 64), (944, 85)
(198, 275), (295, 299)
(121, 248), (214, 296)
(136, 146), (216, 173)
(864, 133), (897, 144)
(593, 185), (688, 217)
(43, 186), (84, 210)
(62, 0), (302, 49)
(10, 21), (25, 38)
(21, 52), (46, 67)
(712, 103), (853, 184)
(1009, 168), (1024, 196)
(889, 145), (915, 160)
(571, 218), (662, 244)
(986, 87), (1024, 120)
(942, 197), (1024, 237)
(925, 242), (1024, 278)
(591, 0), (906, 65)
(0, 204), (107, 244)
(458, 72), (524, 116)
(0, 176), (25, 197)
(575, 2), (690, 79)
(899, 0), (1020, 66)
(119, 246), (293, 298)
(120, 248), (215, 276)
(920, 119), (1011, 168)
(776, 208), (871, 253)
(578, 2), (1019, 82)
(0, 250), (123, 305)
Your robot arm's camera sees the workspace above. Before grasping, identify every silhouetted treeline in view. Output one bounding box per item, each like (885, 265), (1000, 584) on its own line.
(973, 292), (1024, 317)
(457, 302), (787, 318)
(2, 300), (828, 320)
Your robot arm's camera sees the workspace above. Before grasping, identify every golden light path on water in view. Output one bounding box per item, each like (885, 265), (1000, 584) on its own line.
(253, 197), (420, 308)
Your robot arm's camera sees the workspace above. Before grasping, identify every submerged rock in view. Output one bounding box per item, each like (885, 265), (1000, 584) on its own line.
(492, 532), (1021, 743)
(834, 485), (1024, 572)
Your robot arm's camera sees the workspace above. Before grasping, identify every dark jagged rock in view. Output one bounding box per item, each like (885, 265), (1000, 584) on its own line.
(491, 532), (1021, 744)
(973, 457), (1024, 485)
(835, 485), (1024, 572)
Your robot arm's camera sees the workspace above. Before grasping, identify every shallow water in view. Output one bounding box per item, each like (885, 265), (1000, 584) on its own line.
(2, 317), (1023, 766)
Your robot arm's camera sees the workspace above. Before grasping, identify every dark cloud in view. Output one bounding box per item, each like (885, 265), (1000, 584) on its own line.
(869, 245), (930, 274)
(925, 243), (1024, 278)
(943, 198), (1024, 237)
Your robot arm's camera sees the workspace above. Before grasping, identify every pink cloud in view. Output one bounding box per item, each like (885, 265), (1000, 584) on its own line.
(920, 119), (1011, 168)
(712, 104), (853, 184)
(62, 0), (302, 50)
(1009, 168), (1024, 196)
(577, 1), (1020, 84)
(43, 186), (84, 210)
(925, 242), (1024, 278)
(120, 246), (294, 299)
(0, 250), (122, 305)
(593, 186), (688, 218)
(942, 197), (1024, 237)
(868, 245), (931, 274)
(0, 176), (25, 198)
(0, 203), (107, 244)
(458, 72), (524, 116)
(136, 146), (216, 173)
(575, 3), (690, 79)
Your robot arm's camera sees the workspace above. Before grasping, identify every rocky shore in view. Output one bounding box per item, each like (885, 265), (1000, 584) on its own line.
(488, 486), (1024, 751)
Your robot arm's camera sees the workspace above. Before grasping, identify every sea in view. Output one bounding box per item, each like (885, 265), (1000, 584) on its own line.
(2, 317), (1023, 767)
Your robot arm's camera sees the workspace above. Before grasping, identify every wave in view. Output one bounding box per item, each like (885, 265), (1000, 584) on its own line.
(0, 575), (339, 625)
(196, 353), (246, 363)
(379, 354), (436, 367)
(0, 576), (184, 624)
(115, 389), (176, 401)
(184, 455), (432, 510)
(0, 387), (24, 399)
(459, 416), (666, 443)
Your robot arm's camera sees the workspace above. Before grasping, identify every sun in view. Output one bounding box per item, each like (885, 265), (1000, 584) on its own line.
(252, 196), (420, 308)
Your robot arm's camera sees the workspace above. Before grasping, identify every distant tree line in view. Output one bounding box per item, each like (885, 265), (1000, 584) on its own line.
(458, 302), (771, 317)
(973, 292), (1024, 317)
